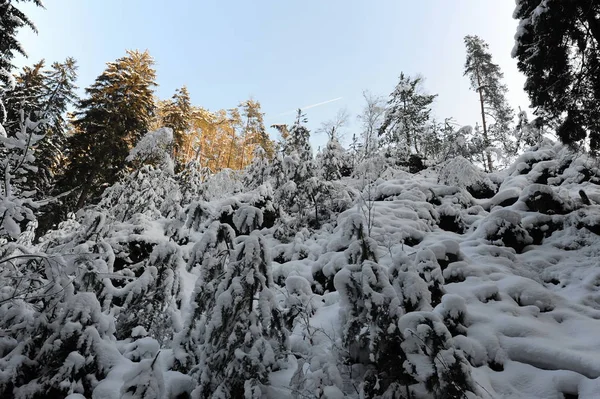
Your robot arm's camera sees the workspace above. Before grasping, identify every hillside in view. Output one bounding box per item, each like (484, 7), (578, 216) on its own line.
(3, 137), (600, 399)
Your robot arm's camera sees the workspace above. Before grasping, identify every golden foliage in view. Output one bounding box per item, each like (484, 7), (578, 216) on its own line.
(152, 96), (275, 171)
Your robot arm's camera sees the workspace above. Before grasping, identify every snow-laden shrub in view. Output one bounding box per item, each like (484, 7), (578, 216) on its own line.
(438, 156), (496, 199)
(434, 294), (469, 337)
(414, 248), (445, 306)
(282, 275), (321, 330)
(126, 127), (174, 173)
(398, 312), (477, 398)
(479, 209), (533, 253)
(519, 184), (573, 215)
(437, 203), (466, 233)
(334, 261), (411, 398)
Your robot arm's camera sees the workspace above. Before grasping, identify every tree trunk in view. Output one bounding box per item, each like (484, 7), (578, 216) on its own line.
(583, 6), (600, 47)
(76, 170), (95, 209)
(476, 68), (493, 172)
(226, 128), (236, 169)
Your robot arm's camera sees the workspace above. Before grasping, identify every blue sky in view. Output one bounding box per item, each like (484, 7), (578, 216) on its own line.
(16, 1), (530, 151)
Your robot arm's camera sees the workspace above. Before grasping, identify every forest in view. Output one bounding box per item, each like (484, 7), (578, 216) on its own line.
(1, 1), (600, 398)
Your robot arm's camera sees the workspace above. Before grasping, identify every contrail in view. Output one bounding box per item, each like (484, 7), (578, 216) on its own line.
(276, 97), (343, 116)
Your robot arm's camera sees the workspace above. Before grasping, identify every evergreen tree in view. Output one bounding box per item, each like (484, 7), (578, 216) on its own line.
(0, 0), (44, 125)
(3, 58), (77, 204)
(398, 312), (477, 398)
(239, 99), (274, 164)
(318, 137), (346, 181)
(379, 73), (437, 160)
(43, 58), (78, 138)
(244, 147), (269, 188)
(3, 60), (46, 135)
(513, 0), (600, 153)
(0, 111), (45, 241)
(162, 85), (192, 164)
(286, 109), (312, 162)
(59, 50), (157, 210)
(193, 234), (288, 398)
(414, 248), (446, 306)
(174, 221), (235, 373)
(464, 35), (514, 171)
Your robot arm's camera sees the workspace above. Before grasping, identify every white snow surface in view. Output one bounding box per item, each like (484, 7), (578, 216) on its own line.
(6, 141), (600, 398)
(268, 142), (600, 398)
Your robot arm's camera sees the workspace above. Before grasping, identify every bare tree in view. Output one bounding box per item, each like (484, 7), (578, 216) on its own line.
(318, 108), (350, 141)
(357, 90), (385, 158)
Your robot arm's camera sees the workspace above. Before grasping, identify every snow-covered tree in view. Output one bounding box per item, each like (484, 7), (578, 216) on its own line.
(379, 73), (437, 161)
(414, 248), (446, 306)
(286, 109), (312, 162)
(334, 261), (412, 398)
(0, 0), (43, 124)
(398, 312), (477, 398)
(0, 110), (46, 241)
(244, 146), (270, 189)
(358, 90), (385, 159)
(174, 222), (235, 373)
(193, 233), (288, 398)
(464, 35), (514, 171)
(317, 137), (348, 181)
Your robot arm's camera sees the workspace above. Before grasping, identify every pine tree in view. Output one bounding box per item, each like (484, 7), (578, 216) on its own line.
(59, 50), (157, 210)
(464, 35), (514, 171)
(398, 312), (477, 398)
(513, 0), (600, 153)
(379, 73), (437, 160)
(414, 248), (446, 306)
(0, 0), (44, 125)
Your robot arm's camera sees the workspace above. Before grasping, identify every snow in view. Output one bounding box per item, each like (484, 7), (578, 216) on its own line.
(7, 131), (600, 398)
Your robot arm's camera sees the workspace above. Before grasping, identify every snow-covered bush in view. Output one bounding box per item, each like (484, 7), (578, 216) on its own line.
(334, 261), (411, 397)
(398, 312), (477, 398)
(438, 156), (496, 199)
(414, 248), (445, 306)
(479, 209), (533, 253)
(126, 127), (175, 173)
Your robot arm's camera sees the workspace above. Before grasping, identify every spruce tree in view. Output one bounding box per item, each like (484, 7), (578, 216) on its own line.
(3, 60), (46, 135)
(3, 58), (77, 199)
(59, 50), (157, 210)
(379, 73), (437, 160)
(0, 0), (44, 124)
(513, 0), (600, 153)
(193, 234), (287, 398)
(162, 85), (192, 164)
(286, 109), (312, 162)
(464, 35), (514, 171)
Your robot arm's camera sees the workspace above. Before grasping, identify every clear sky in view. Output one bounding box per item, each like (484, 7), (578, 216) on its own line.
(16, 0), (530, 151)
